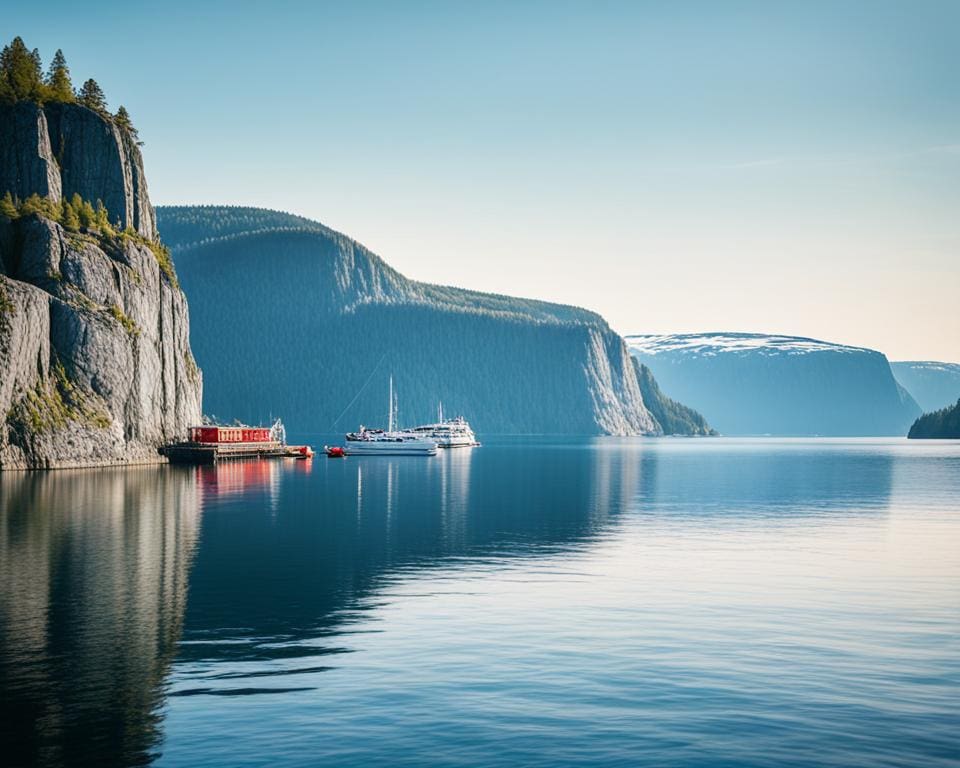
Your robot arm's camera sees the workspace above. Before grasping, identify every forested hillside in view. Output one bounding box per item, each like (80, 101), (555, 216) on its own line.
(907, 400), (960, 439)
(157, 206), (696, 436)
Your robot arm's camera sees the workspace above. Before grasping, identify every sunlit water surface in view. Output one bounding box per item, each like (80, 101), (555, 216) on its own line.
(2, 438), (958, 767)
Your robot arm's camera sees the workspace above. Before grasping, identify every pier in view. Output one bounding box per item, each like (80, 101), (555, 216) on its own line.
(161, 441), (314, 464)
(161, 422), (314, 464)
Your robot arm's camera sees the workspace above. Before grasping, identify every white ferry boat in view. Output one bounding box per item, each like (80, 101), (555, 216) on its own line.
(405, 406), (478, 448)
(343, 377), (437, 456)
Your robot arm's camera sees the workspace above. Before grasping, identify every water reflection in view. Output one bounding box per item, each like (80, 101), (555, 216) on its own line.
(0, 439), (913, 768)
(0, 467), (201, 768)
(178, 444), (631, 664)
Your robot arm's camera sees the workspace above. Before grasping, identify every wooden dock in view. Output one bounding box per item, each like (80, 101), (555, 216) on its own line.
(161, 441), (313, 464)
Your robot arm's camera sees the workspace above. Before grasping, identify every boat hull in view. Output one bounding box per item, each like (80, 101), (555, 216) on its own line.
(342, 441), (437, 456)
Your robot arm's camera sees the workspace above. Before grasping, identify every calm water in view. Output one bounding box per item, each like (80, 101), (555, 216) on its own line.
(1, 438), (959, 768)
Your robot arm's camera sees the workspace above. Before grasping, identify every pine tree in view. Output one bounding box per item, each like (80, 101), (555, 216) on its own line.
(0, 36), (45, 103)
(61, 198), (80, 230)
(94, 200), (113, 233)
(78, 78), (108, 113)
(45, 49), (74, 102)
(0, 191), (19, 219)
(114, 105), (141, 142)
(19, 193), (46, 217)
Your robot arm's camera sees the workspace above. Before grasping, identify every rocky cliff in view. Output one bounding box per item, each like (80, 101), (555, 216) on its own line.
(156, 206), (664, 436)
(0, 102), (201, 469)
(633, 360), (716, 436)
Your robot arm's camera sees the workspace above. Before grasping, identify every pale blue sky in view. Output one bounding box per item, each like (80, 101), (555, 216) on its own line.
(7, 1), (959, 360)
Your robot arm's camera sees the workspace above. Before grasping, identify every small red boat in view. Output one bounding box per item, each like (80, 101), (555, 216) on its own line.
(324, 446), (346, 458)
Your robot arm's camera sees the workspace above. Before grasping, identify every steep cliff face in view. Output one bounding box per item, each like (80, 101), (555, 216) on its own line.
(891, 361), (960, 413)
(156, 206), (658, 435)
(0, 104), (201, 469)
(633, 360), (715, 436)
(627, 332), (921, 436)
(0, 102), (155, 239)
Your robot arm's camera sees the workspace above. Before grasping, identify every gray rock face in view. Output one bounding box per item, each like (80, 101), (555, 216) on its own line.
(0, 102), (155, 239)
(0, 102), (62, 203)
(0, 108), (200, 470)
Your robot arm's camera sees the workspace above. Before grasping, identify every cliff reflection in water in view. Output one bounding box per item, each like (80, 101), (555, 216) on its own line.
(0, 439), (903, 768)
(0, 467), (201, 768)
(177, 443), (641, 668)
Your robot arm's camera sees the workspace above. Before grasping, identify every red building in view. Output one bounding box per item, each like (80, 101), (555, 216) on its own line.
(189, 426), (273, 443)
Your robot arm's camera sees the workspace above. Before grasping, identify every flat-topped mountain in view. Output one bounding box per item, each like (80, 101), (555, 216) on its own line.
(157, 206), (709, 436)
(626, 332), (921, 436)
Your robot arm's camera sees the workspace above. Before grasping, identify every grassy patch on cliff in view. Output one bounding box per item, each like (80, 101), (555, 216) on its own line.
(109, 304), (140, 336)
(6, 362), (111, 434)
(0, 281), (14, 315)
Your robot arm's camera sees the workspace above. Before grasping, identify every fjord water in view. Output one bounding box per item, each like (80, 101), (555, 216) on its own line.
(2, 439), (958, 767)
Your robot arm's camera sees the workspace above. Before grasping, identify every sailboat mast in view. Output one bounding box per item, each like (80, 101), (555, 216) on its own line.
(388, 376), (394, 433)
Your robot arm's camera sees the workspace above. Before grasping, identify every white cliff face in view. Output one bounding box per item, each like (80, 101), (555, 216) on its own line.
(0, 104), (201, 469)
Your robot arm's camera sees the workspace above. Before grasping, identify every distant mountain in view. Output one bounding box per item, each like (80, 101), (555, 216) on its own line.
(633, 361), (716, 436)
(155, 205), (698, 436)
(908, 399), (960, 439)
(891, 361), (960, 413)
(626, 332), (921, 436)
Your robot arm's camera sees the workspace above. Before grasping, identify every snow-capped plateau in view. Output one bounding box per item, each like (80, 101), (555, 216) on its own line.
(625, 332), (869, 357)
(626, 331), (921, 436)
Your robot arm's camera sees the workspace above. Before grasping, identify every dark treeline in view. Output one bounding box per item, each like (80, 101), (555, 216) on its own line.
(160, 206), (604, 326)
(907, 399), (960, 439)
(0, 36), (139, 139)
(633, 360), (716, 436)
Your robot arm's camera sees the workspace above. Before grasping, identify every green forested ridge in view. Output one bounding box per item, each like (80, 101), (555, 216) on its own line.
(156, 205), (706, 435)
(907, 399), (960, 439)
(633, 360), (716, 436)
(159, 206), (606, 326)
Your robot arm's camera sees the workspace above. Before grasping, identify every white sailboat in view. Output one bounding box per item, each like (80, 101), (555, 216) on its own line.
(343, 377), (438, 456)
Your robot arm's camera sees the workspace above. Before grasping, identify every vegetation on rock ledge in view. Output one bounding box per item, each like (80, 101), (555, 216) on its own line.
(1, 192), (179, 287)
(0, 36), (140, 141)
(6, 362), (111, 434)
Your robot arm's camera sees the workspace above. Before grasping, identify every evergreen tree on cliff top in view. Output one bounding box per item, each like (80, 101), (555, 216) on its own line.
(0, 36), (44, 103)
(114, 105), (142, 143)
(78, 78), (108, 113)
(45, 48), (74, 102)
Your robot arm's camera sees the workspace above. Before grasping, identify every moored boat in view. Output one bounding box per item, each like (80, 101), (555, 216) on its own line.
(404, 406), (478, 447)
(342, 432), (438, 456)
(343, 377), (438, 456)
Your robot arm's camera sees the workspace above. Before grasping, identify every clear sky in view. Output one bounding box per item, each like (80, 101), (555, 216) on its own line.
(7, 1), (959, 360)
